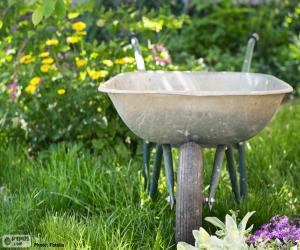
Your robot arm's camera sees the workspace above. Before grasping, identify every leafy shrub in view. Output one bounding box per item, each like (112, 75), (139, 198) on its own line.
(0, 1), (196, 152)
(168, 0), (300, 91)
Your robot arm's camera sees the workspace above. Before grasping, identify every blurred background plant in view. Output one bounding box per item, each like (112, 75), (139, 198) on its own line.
(0, 0), (299, 154)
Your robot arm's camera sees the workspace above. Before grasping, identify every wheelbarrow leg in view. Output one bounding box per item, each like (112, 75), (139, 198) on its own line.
(225, 145), (240, 202)
(162, 144), (175, 208)
(142, 140), (152, 191)
(176, 142), (203, 244)
(149, 144), (163, 199)
(238, 142), (248, 199)
(208, 144), (226, 209)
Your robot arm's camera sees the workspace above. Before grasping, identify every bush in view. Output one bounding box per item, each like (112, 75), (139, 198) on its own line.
(0, 1), (196, 152)
(168, 0), (300, 91)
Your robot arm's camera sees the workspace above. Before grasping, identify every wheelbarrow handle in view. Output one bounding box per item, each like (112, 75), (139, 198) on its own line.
(130, 35), (146, 71)
(242, 33), (259, 72)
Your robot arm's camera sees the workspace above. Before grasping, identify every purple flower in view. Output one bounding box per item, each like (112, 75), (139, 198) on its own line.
(64, 62), (72, 68)
(248, 215), (300, 246)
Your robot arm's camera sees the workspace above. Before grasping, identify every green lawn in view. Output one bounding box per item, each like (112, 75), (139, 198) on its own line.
(1, 100), (300, 250)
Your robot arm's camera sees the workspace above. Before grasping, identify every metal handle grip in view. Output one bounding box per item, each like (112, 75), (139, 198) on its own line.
(242, 33), (259, 72)
(130, 36), (146, 71)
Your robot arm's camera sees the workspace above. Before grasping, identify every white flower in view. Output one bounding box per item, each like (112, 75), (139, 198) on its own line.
(177, 211), (256, 250)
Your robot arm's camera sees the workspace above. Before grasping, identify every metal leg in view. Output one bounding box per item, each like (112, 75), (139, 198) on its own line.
(149, 144), (163, 199)
(225, 145), (240, 202)
(162, 144), (175, 209)
(238, 142), (248, 199)
(142, 140), (152, 191)
(208, 145), (226, 209)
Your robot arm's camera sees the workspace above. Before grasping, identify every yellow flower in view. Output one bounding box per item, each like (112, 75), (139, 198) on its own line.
(72, 21), (86, 31)
(42, 57), (54, 65)
(46, 39), (59, 46)
(20, 55), (35, 64)
(90, 52), (98, 59)
(57, 89), (66, 95)
(68, 12), (80, 19)
(142, 17), (163, 32)
(77, 31), (87, 36)
(38, 51), (50, 58)
(102, 59), (113, 67)
(89, 70), (108, 80)
(25, 85), (37, 94)
(66, 36), (80, 44)
(114, 57), (135, 65)
(40, 64), (51, 73)
(30, 77), (41, 86)
(76, 58), (87, 68)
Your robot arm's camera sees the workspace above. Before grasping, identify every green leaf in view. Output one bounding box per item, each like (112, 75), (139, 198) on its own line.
(176, 242), (197, 250)
(43, 0), (57, 19)
(0, 72), (10, 80)
(32, 7), (44, 26)
(238, 211), (255, 235)
(195, 228), (210, 242)
(55, 0), (66, 19)
(225, 214), (238, 231)
(8, 0), (16, 7)
(204, 216), (225, 230)
(0, 21), (3, 30)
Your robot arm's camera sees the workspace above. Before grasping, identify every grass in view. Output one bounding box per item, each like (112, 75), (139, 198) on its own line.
(0, 100), (300, 249)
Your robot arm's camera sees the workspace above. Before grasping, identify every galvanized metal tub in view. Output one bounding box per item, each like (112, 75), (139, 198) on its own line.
(99, 71), (292, 146)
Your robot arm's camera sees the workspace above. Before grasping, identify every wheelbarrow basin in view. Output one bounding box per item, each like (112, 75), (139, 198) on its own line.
(99, 71), (292, 145)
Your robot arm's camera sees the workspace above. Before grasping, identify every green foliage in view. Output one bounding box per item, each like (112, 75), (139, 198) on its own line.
(168, 0), (300, 91)
(55, 0), (66, 19)
(42, 0), (57, 19)
(0, 1), (192, 152)
(0, 140), (175, 249)
(31, 0), (66, 25)
(32, 6), (44, 26)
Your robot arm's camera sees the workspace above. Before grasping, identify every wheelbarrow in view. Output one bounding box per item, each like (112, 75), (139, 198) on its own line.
(129, 34), (259, 206)
(99, 71), (292, 242)
(99, 70), (292, 243)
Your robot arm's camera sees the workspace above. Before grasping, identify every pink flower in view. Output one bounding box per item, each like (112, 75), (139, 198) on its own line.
(6, 81), (18, 101)
(149, 42), (172, 66)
